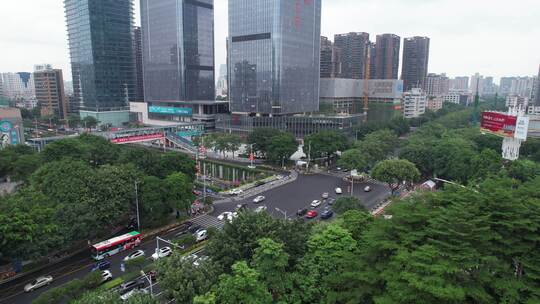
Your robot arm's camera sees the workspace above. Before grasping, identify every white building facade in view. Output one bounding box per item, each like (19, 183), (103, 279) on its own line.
(403, 88), (427, 118)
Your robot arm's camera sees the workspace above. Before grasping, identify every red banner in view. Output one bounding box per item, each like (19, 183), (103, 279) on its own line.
(111, 133), (164, 144)
(481, 112), (517, 138)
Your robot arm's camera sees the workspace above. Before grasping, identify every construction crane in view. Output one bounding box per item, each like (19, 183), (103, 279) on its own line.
(362, 47), (371, 122)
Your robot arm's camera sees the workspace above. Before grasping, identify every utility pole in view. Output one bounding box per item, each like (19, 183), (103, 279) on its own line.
(134, 181), (140, 231)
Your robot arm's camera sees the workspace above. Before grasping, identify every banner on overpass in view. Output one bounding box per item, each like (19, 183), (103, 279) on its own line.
(111, 133), (164, 144)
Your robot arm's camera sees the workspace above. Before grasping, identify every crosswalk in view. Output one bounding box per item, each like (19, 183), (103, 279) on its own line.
(191, 214), (224, 229)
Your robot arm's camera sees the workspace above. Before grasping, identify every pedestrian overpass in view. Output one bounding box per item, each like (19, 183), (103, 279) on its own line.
(28, 123), (205, 152)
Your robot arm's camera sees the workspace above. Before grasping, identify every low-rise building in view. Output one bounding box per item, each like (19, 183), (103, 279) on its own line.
(319, 78), (403, 114)
(0, 108), (24, 148)
(506, 95), (529, 108)
(427, 96), (443, 111)
(402, 88), (426, 118)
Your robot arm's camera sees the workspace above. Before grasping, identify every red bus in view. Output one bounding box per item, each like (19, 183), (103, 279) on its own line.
(91, 231), (141, 260)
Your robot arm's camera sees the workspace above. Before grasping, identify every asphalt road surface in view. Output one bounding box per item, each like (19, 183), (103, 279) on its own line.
(213, 173), (390, 220)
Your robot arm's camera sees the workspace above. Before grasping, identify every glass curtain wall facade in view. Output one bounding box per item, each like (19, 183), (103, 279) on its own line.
(228, 0), (321, 115)
(65, 0), (135, 112)
(141, 0), (215, 103)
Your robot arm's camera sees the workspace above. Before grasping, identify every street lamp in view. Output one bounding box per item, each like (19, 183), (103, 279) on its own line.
(140, 270), (153, 297)
(134, 181), (140, 231)
(275, 207), (287, 220)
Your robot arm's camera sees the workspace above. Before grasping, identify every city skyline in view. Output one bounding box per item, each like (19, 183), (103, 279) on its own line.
(0, 0), (539, 81)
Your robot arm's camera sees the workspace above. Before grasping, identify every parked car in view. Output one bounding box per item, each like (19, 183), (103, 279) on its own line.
(123, 250), (145, 262)
(24, 276), (53, 292)
(188, 224), (203, 234)
(296, 208), (308, 217)
(91, 260), (111, 272)
(151, 247), (172, 260)
(364, 186), (372, 192)
(253, 196), (266, 203)
(195, 230), (208, 242)
(320, 209), (334, 220)
(305, 210), (318, 219)
(254, 205), (267, 213)
(335, 187), (343, 194)
(120, 288), (148, 301)
(229, 189), (243, 195)
(310, 200), (322, 208)
(322, 192), (329, 199)
(101, 270), (113, 282)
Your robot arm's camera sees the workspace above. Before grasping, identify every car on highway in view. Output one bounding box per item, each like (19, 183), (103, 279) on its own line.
(310, 200), (322, 208)
(305, 210), (318, 219)
(229, 189), (243, 195)
(296, 208), (308, 217)
(195, 230), (208, 242)
(320, 209), (334, 220)
(188, 224), (203, 234)
(253, 195), (266, 203)
(335, 187), (343, 194)
(151, 247), (172, 260)
(217, 211), (233, 221)
(101, 270), (113, 282)
(322, 192), (329, 199)
(174, 221), (194, 236)
(120, 288), (148, 301)
(24, 276), (53, 292)
(254, 205), (267, 213)
(123, 250), (145, 262)
(91, 260), (111, 271)
(364, 186), (372, 192)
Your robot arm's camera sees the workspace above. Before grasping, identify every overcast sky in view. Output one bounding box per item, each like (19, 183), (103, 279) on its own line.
(0, 0), (539, 83)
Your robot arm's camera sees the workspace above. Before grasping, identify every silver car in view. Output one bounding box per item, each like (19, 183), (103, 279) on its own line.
(24, 276), (53, 292)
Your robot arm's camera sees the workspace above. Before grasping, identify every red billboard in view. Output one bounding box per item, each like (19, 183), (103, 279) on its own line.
(481, 112), (517, 138)
(111, 133), (164, 144)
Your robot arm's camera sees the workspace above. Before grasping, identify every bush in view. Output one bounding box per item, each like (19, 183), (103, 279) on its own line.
(333, 196), (366, 214)
(83, 271), (103, 289)
(176, 234), (196, 248)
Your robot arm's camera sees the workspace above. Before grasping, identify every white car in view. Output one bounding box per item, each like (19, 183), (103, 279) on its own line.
(229, 189), (243, 195)
(123, 250), (145, 262)
(311, 200), (322, 208)
(101, 270), (113, 282)
(253, 196), (266, 203)
(24, 276), (53, 292)
(195, 230), (208, 242)
(254, 205), (267, 213)
(121, 289), (148, 301)
(217, 211), (233, 221)
(364, 186), (372, 192)
(151, 247), (172, 260)
(335, 187), (343, 194)
(322, 192), (329, 199)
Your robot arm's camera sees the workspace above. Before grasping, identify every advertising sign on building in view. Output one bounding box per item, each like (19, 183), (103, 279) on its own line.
(480, 112), (517, 138)
(149, 106), (192, 116)
(111, 133), (164, 144)
(514, 116), (530, 141)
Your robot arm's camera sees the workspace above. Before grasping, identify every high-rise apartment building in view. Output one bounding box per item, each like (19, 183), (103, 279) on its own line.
(133, 26), (144, 102)
(228, 0), (321, 115)
(33, 65), (68, 119)
(401, 36), (430, 90)
(368, 42), (376, 80)
(320, 36), (333, 78)
(333, 32), (370, 79)
(535, 65), (540, 105)
(65, 0), (135, 126)
(374, 34), (400, 79)
(499, 77), (515, 96)
(450, 76), (469, 91)
(424, 73), (450, 97)
(0, 72), (35, 101)
(470, 73), (484, 96)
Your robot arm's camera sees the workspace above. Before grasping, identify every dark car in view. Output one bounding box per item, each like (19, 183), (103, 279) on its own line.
(175, 221), (194, 236)
(296, 208), (308, 217)
(91, 260), (111, 272)
(320, 209), (334, 220)
(188, 224), (202, 234)
(119, 279), (145, 293)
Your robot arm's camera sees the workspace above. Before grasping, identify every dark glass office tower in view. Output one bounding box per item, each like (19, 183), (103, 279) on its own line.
(374, 34), (401, 79)
(133, 26), (145, 102)
(64, 0), (135, 112)
(141, 0), (214, 103)
(334, 32), (370, 79)
(401, 36), (430, 91)
(229, 0), (321, 115)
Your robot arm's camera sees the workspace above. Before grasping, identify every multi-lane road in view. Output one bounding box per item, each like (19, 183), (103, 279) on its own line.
(0, 172), (389, 304)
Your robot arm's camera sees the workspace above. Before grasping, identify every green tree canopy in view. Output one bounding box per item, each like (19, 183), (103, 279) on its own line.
(267, 132), (298, 166)
(332, 196), (366, 214)
(214, 261), (272, 304)
(372, 159), (420, 194)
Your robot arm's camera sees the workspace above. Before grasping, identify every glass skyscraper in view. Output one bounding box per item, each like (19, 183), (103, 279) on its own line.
(228, 0), (321, 115)
(64, 0), (135, 115)
(141, 0), (215, 103)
